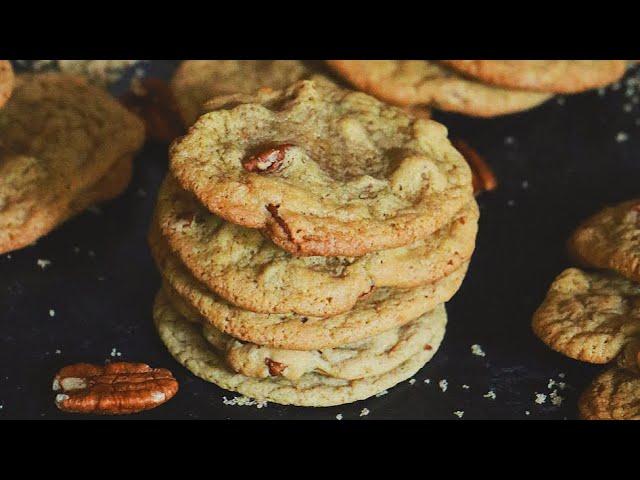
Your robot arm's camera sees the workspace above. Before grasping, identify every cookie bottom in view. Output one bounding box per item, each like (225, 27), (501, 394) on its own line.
(154, 292), (446, 407)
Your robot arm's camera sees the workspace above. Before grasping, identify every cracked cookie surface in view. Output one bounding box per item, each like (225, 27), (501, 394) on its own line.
(154, 291), (444, 407)
(0, 61), (14, 108)
(163, 285), (446, 382)
(579, 341), (640, 420)
(442, 60), (627, 94)
(170, 60), (314, 126)
(155, 175), (478, 316)
(149, 222), (467, 350)
(568, 199), (640, 283)
(532, 268), (640, 364)
(0, 73), (144, 253)
(326, 60), (552, 117)
(170, 79), (473, 256)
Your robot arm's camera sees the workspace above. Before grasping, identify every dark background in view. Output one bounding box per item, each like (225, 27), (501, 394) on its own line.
(1, 61), (638, 420)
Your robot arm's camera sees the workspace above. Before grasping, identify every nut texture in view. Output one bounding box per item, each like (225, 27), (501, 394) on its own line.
(53, 362), (178, 415)
(243, 144), (293, 173)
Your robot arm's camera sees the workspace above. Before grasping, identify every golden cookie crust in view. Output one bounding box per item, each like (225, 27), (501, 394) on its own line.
(326, 60), (552, 117)
(155, 174), (478, 316)
(0, 61), (14, 108)
(579, 342), (640, 420)
(568, 199), (640, 283)
(149, 223), (467, 350)
(154, 291), (445, 407)
(163, 283), (446, 382)
(170, 79), (473, 257)
(532, 268), (640, 364)
(0, 73), (144, 254)
(441, 60), (627, 94)
(170, 60), (312, 126)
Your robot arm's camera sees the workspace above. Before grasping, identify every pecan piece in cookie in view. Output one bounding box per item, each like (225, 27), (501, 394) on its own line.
(53, 362), (178, 415)
(243, 144), (293, 173)
(265, 358), (287, 376)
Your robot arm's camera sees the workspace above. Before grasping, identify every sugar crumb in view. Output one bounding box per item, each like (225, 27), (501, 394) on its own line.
(471, 344), (486, 357)
(37, 259), (52, 270)
(222, 396), (268, 409)
(534, 393), (547, 405)
(483, 390), (496, 400)
(335, 413), (343, 420)
(453, 410), (464, 418)
(359, 408), (370, 417)
(439, 379), (448, 392)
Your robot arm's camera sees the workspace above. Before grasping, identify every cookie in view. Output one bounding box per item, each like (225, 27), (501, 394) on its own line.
(163, 282), (446, 381)
(568, 199), (640, 283)
(155, 175), (478, 316)
(0, 60), (14, 108)
(579, 341), (640, 420)
(154, 290), (445, 407)
(170, 79), (473, 257)
(326, 60), (552, 117)
(0, 155), (133, 253)
(0, 73), (145, 254)
(170, 60), (313, 126)
(149, 224), (468, 350)
(441, 60), (627, 94)
(532, 268), (640, 364)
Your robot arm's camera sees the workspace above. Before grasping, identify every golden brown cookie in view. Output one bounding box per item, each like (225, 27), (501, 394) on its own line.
(149, 223), (468, 350)
(568, 199), (640, 283)
(0, 61), (14, 108)
(170, 60), (313, 126)
(154, 290), (446, 407)
(0, 73), (144, 254)
(164, 282), (446, 382)
(326, 60), (552, 117)
(532, 268), (640, 364)
(170, 79), (473, 257)
(579, 341), (640, 420)
(155, 174), (478, 316)
(441, 60), (627, 94)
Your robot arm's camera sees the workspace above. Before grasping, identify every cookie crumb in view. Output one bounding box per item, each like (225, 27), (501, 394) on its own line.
(48, 309), (55, 317)
(525, 410), (530, 416)
(439, 379), (448, 392)
(556, 97), (565, 105)
(424, 378), (431, 384)
(483, 390), (496, 400)
(547, 379), (556, 389)
(375, 390), (388, 397)
(462, 384), (470, 390)
(110, 348), (122, 358)
(558, 373), (565, 379)
(534, 393), (547, 405)
(37, 259), (52, 270)
(507, 199), (516, 207)
(549, 390), (564, 406)
(55, 349), (61, 354)
(471, 344), (486, 357)
(88, 250), (96, 257)
(616, 131), (629, 143)
(359, 408), (370, 417)
(222, 395), (268, 409)
(504, 136), (516, 145)
(453, 410), (464, 418)
(521, 180), (529, 189)
(408, 378), (416, 385)
(335, 413), (343, 420)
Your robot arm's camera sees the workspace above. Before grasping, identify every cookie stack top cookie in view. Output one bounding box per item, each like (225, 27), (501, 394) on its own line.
(152, 74), (478, 406)
(170, 79), (474, 256)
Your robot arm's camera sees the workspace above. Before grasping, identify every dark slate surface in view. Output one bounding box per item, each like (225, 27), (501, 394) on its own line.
(1, 62), (638, 420)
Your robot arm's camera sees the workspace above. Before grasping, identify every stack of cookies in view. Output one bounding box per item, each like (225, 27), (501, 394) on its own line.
(0, 71), (145, 254)
(326, 60), (630, 117)
(533, 200), (640, 420)
(150, 79), (478, 406)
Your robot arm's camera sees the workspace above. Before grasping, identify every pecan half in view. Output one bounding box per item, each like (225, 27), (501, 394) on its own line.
(265, 358), (287, 376)
(119, 77), (184, 143)
(243, 144), (293, 173)
(452, 139), (497, 196)
(53, 362), (178, 415)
